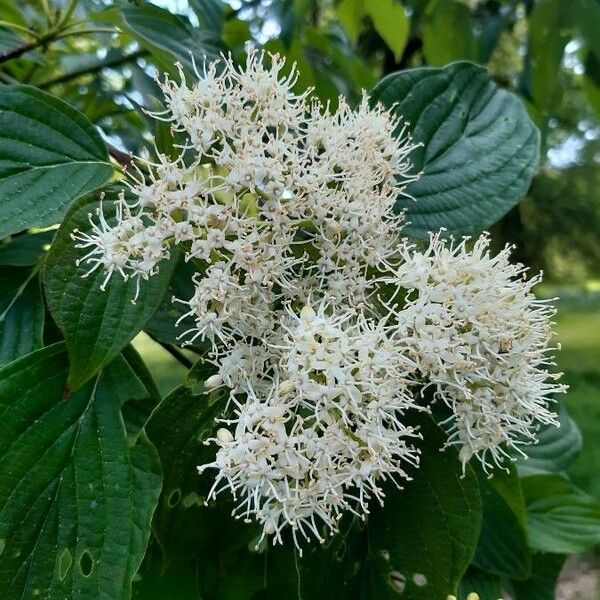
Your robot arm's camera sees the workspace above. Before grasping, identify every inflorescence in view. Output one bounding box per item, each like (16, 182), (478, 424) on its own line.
(72, 51), (565, 551)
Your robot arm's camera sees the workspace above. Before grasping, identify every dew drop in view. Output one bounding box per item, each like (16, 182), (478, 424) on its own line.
(413, 573), (427, 587)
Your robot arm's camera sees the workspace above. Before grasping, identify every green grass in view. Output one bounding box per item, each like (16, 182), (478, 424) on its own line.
(553, 294), (600, 498)
(554, 301), (600, 372)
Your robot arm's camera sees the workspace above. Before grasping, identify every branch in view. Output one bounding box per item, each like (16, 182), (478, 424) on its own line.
(0, 40), (40, 65)
(107, 144), (135, 171)
(39, 49), (146, 88)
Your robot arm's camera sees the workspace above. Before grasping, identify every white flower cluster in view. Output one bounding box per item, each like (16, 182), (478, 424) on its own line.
(200, 301), (420, 547)
(73, 51), (564, 549)
(386, 232), (565, 471)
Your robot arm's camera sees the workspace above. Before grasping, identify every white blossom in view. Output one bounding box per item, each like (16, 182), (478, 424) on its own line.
(384, 232), (566, 472)
(72, 51), (565, 548)
(198, 301), (421, 550)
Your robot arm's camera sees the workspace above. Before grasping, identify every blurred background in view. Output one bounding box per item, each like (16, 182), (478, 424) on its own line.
(2, 0), (599, 596)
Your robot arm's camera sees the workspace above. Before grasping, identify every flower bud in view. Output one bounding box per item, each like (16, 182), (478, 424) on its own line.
(278, 380), (294, 396)
(205, 374), (223, 390)
(216, 428), (234, 444)
(300, 303), (316, 323)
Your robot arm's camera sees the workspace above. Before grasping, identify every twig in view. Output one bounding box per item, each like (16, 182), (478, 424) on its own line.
(39, 48), (146, 88)
(107, 144), (134, 171)
(0, 41), (40, 65)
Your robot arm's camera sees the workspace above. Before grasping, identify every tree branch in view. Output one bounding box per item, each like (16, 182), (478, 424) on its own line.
(0, 40), (40, 65)
(39, 49), (146, 88)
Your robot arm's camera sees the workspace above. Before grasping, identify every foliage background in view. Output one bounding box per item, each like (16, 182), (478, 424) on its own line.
(1, 0), (600, 598)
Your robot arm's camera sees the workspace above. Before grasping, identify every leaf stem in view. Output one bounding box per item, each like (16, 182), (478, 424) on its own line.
(0, 21), (38, 37)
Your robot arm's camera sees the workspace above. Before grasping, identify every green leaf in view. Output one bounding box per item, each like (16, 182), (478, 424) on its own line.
(458, 566), (502, 600)
(145, 384), (224, 558)
(43, 187), (178, 390)
(337, 0), (364, 44)
(365, 0), (409, 60)
(571, 0), (600, 61)
(262, 520), (365, 600)
(371, 61), (540, 238)
(510, 552), (566, 600)
(365, 416), (482, 599)
(528, 0), (572, 112)
(422, 0), (477, 66)
(0, 230), (54, 266)
(0, 267), (44, 366)
(0, 344), (162, 599)
(516, 402), (582, 476)
(523, 474), (600, 554)
(0, 85), (113, 238)
(105, 3), (220, 75)
(472, 466), (531, 580)
(583, 51), (600, 120)
(189, 0), (225, 34)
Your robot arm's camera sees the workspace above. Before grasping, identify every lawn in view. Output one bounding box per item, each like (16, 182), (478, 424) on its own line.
(553, 292), (600, 498)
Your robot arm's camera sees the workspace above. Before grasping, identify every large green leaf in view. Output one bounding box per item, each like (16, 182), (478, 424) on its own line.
(365, 0), (409, 60)
(516, 402), (582, 476)
(336, 0), (364, 44)
(0, 344), (161, 599)
(137, 384), (266, 598)
(44, 188), (178, 390)
(101, 3), (220, 75)
(0, 267), (44, 366)
(371, 62), (540, 238)
(189, 0), (225, 33)
(458, 566), (502, 600)
(523, 474), (600, 554)
(365, 416), (482, 599)
(510, 552), (566, 600)
(145, 383), (225, 559)
(0, 85), (113, 238)
(472, 466), (531, 580)
(422, 0), (477, 66)
(259, 519), (366, 600)
(0, 230), (54, 266)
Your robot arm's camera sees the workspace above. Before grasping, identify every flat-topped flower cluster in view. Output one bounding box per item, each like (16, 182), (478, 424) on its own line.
(73, 51), (565, 550)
